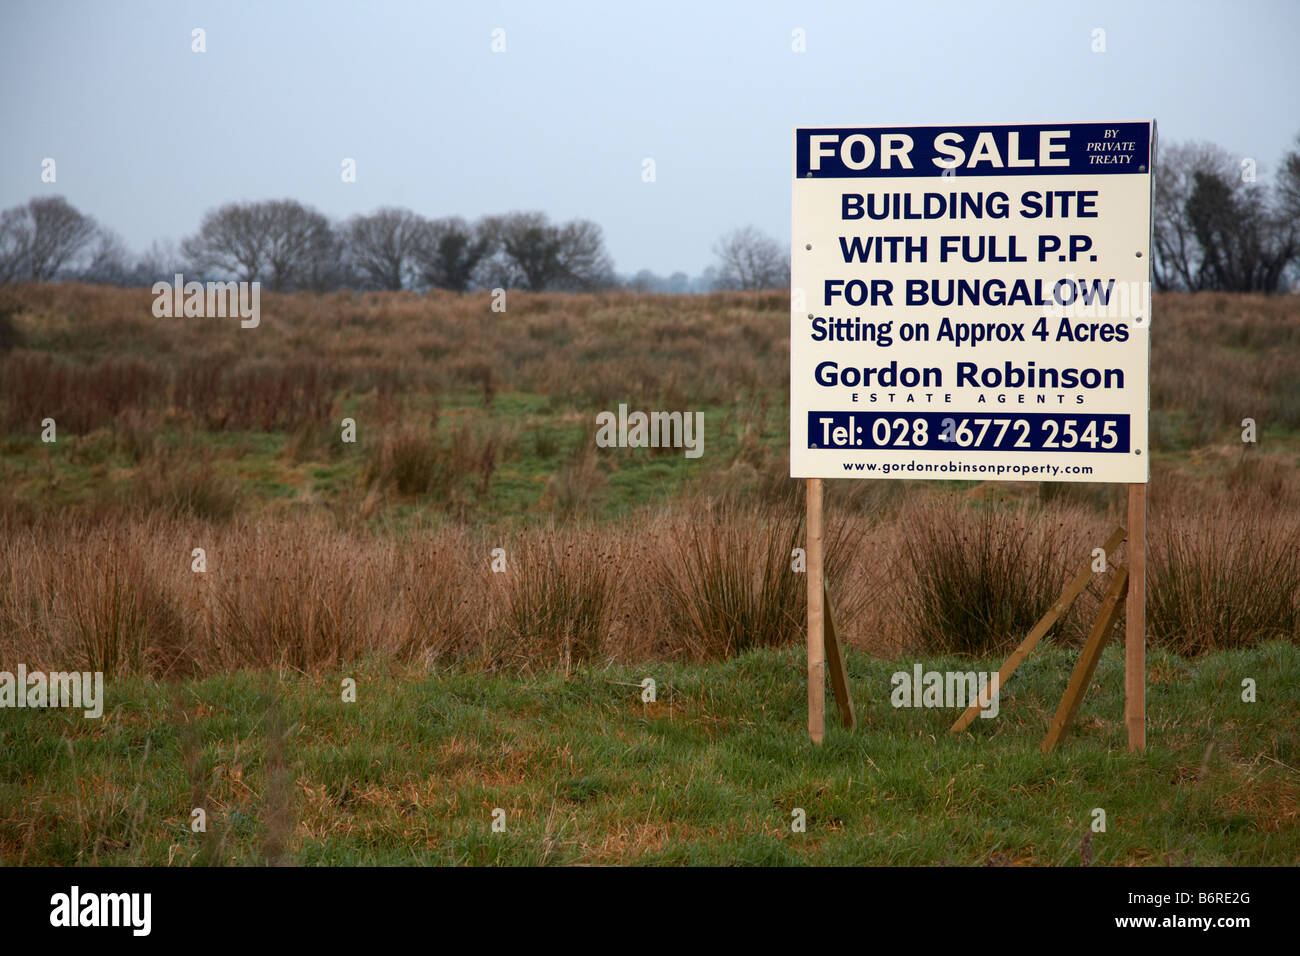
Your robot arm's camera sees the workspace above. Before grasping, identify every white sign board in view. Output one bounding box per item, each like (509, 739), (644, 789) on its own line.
(791, 121), (1154, 483)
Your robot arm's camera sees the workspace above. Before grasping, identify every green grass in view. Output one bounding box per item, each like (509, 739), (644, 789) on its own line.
(2, 642), (1296, 865)
(0, 389), (790, 526)
(5, 371), (1297, 529)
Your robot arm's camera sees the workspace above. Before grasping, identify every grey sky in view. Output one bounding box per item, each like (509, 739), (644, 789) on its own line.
(2, 0), (1296, 277)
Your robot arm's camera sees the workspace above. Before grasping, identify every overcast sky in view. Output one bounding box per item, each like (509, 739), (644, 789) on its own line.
(1, 0), (1296, 277)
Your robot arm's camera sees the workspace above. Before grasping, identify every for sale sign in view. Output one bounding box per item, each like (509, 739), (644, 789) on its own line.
(790, 121), (1154, 483)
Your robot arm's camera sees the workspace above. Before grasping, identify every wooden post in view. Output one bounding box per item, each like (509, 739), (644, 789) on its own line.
(1125, 484), (1146, 752)
(806, 478), (825, 744)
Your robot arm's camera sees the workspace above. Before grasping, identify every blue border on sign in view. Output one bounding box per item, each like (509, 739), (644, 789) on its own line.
(795, 123), (1151, 179)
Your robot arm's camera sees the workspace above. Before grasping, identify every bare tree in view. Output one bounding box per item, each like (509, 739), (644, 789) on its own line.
(1152, 137), (1300, 292)
(29, 197), (99, 280)
(553, 218), (616, 290)
(482, 212), (615, 291)
(1277, 133), (1300, 228)
(1186, 169), (1296, 292)
(183, 199), (337, 291)
(626, 269), (658, 292)
(342, 207), (425, 290)
(79, 229), (134, 285)
(0, 196), (99, 283)
(301, 225), (354, 293)
(0, 207), (29, 285)
(256, 200), (338, 292)
(711, 225), (788, 290)
(132, 238), (186, 285)
(413, 216), (495, 292)
(1152, 142), (1234, 291)
(1279, 136), (1300, 289)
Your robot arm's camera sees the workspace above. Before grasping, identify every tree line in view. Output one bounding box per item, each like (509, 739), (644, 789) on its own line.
(0, 200), (625, 293)
(0, 195), (789, 295)
(1154, 134), (1300, 292)
(2, 132), (1295, 295)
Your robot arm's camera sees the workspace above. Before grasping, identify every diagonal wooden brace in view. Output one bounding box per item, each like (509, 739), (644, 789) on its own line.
(823, 582), (856, 730)
(950, 525), (1126, 734)
(1042, 565), (1129, 754)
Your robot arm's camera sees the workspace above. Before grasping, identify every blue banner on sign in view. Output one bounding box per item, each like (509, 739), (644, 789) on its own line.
(807, 411), (1132, 453)
(796, 123), (1151, 179)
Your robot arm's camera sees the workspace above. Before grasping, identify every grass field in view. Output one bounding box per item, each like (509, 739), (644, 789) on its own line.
(1, 285), (1298, 865)
(2, 285), (1298, 531)
(2, 642), (1296, 866)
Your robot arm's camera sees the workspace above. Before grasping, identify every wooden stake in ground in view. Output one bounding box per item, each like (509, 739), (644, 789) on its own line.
(806, 478), (825, 744)
(1042, 566), (1129, 754)
(1126, 483), (1147, 752)
(950, 525), (1126, 734)
(823, 582), (856, 730)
